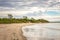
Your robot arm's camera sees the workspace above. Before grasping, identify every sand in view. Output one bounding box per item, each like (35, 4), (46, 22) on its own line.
(0, 23), (35, 40)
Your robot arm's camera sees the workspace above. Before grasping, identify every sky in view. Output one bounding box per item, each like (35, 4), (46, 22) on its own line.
(0, 0), (60, 22)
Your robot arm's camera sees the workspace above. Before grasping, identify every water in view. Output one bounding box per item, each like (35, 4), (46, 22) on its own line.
(22, 23), (60, 40)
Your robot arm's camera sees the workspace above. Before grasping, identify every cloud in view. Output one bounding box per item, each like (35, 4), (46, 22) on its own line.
(0, 0), (23, 2)
(0, 0), (60, 10)
(0, 7), (60, 17)
(0, 0), (60, 15)
(0, 0), (60, 21)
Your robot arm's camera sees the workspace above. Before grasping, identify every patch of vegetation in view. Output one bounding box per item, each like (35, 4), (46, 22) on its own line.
(0, 14), (49, 24)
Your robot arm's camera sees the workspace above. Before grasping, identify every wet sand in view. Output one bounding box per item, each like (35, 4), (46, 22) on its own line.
(0, 23), (35, 40)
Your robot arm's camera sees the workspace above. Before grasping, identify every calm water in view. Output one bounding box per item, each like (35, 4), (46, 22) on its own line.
(22, 23), (60, 40)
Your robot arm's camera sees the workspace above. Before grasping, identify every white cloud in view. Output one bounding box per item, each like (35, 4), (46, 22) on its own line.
(0, 0), (60, 22)
(0, 7), (60, 16)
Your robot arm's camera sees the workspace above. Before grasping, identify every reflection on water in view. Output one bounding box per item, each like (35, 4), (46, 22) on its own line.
(22, 23), (60, 40)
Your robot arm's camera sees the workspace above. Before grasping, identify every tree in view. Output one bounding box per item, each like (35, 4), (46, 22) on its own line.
(22, 16), (29, 23)
(30, 18), (36, 23)
(8, 14), (13, 19)
(23, 16), (28, 19)
(37, 19), (49, 23)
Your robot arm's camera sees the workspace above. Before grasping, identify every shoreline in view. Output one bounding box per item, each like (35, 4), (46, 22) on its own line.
(0, 23), (35, 40)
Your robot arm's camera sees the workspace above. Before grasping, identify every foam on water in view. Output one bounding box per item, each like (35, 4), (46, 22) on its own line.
(22, 23), (60, 40)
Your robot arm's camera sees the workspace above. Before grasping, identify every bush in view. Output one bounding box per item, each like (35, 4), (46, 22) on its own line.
(0, 17), (49, 24)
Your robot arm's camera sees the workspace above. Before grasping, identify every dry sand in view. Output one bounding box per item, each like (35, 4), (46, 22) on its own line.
(0, 23), (35, 40)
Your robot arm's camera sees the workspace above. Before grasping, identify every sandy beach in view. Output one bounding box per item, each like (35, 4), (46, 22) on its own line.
(0, 23), (35, 40)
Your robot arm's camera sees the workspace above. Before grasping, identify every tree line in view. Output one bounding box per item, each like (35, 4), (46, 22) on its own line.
(0, 14), (49, 24)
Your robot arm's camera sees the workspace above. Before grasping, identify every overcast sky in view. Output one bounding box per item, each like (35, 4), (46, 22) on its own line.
(0, 0), (60, 21)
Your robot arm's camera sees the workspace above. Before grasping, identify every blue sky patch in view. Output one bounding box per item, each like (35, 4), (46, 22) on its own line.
(46, 11), (59, 16)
